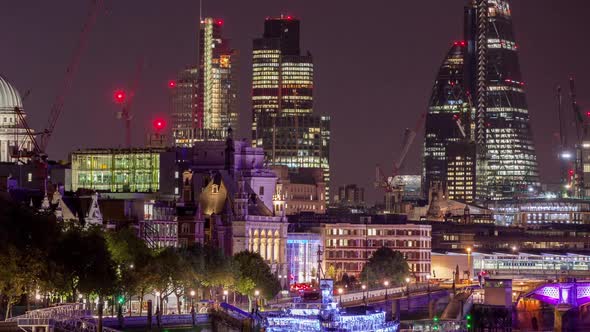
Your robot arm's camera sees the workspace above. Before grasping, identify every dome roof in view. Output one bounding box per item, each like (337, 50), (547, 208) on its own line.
(0, 74), (23, 110)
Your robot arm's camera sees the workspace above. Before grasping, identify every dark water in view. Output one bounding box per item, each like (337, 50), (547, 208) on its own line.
(122, 325), (210, 332)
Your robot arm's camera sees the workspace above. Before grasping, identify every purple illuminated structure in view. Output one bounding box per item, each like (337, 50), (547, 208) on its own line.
(526, 281), (590, 307)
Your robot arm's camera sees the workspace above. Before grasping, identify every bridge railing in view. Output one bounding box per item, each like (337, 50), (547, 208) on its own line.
(8, 303), (87, 323)
(340, 284), (440, 303)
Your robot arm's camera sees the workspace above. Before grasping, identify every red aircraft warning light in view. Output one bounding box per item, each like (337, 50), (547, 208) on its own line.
(114, 90), (126, 104)
(153, 119), (166, 131)
(168, 80), (176, 88)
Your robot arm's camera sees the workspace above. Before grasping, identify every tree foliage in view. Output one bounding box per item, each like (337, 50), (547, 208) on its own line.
(233, 251), (280, 300)
(360, 247), (409, 287)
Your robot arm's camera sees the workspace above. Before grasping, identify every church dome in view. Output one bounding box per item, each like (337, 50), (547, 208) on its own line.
(0, 74), (23, 110)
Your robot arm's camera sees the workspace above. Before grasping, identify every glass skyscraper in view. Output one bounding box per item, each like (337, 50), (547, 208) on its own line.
(252, 16), (331, 200)
(170, 67), (198, 146)
(424, 0), (539, 201)
(171, 18), (238, 146)
(465, 0), (540, 200)
(423, 42), (471, 197)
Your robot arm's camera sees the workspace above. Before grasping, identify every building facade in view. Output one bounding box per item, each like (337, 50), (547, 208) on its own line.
(321, 220), (432, 281)
(286, 233), (321, 284)
(170, 67), (198, 146)
(273, 165), (326, 215)
(170, 18), (237, 146)
(335, 184), (366, 207)
(0, 75), (35, 163)
(289, 213), (432, 282)
(424, 0), (540, 201)
(446, 141), (476, 203)
(464, 0), (540, 199)
(423, 42), (469, 197)
(197, 18), (238, 141)
(488, 198), (590, 226)
(251, 16), (331, 200)
(70, 148), (178, 195)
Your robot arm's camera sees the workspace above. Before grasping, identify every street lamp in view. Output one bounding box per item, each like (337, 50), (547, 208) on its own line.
(405, 277), (411, 310)
(466, 247), (472, 284)
(155, 291), (161, 313)
(338, 288), (343, 305)
(426, 275), (431, 294)
(254, 290), (260, 313)
(361, 284), (367, 305)
(383, 281), (389, 300)
(223, 290), (228, 303)
(190, 290), (195, 311)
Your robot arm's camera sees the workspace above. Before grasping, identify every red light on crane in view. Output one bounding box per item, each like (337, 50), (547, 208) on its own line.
(114, 90), (126, 104)
(217, 19), (223, 25)
(168, 80), (176, 88)
(153, 118), (166, 131)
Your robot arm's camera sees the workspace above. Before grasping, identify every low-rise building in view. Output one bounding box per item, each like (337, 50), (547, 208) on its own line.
(488, 198), (590, 226)
(290, 213), (432, 281)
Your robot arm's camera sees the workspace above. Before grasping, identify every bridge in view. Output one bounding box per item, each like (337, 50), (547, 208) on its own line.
(523, 280), (590, 331)
(6, 303), (119, 332)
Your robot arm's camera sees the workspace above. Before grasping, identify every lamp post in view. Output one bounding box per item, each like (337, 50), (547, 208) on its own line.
(384, 281), (389, 300)
(426, 275), (431, 294)
(223, 290), (228, 303)
(338, 288), (343, 305)
(405, 277), (411, 311)
(466, 247), (472, 284)
(361, 284), (367, 305)
(155, 291), (161, 314)
(190, 290), (195, 311)
(254, 290), (260, 313)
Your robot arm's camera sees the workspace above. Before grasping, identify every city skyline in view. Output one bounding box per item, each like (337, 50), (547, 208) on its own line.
(2, 1), (590, 203)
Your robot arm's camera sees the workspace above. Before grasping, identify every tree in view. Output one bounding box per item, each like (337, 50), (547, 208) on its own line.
(106, 227), (153, 315)
(0, 198), (60, 318)
(360, 247), (409, 287)
(233, 251), (280, 310)
(76, 227), (118, 331)
(326, 265), (337, 280)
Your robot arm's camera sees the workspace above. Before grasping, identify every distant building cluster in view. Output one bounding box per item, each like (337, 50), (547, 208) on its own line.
(4, 0), (590, 295)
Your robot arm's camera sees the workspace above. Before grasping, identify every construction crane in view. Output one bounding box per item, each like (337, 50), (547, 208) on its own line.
(11, 0), (104, 190)
(375, 113), (426, 213)
(114, 58), (145, 147)
(568, 77), (587, 197)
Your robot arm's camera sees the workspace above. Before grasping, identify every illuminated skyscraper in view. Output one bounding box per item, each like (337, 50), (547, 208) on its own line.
(252, 16), (330, 200)
(424, 0), (539, 201)
(423, 42), (471, 196)
(170, 67), (198, 146)
(465, 0), (540, 199)
(171, 18), (238, 146)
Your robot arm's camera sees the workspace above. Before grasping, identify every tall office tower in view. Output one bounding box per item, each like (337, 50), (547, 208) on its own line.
(170, 18), (238, 145)
(198, 18), (238, 141)
(465, 0), (540, 199)
(423, 42), (471, 197)
(170, 67), (198, 146)
(252, 16), (331, 200)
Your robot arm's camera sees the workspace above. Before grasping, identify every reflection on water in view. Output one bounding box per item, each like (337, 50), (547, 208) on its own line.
(122, 325), (211, 332)
(514, 299), (590, 331)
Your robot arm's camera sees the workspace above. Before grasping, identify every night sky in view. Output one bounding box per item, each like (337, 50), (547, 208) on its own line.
(2, 1), (590, 203)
